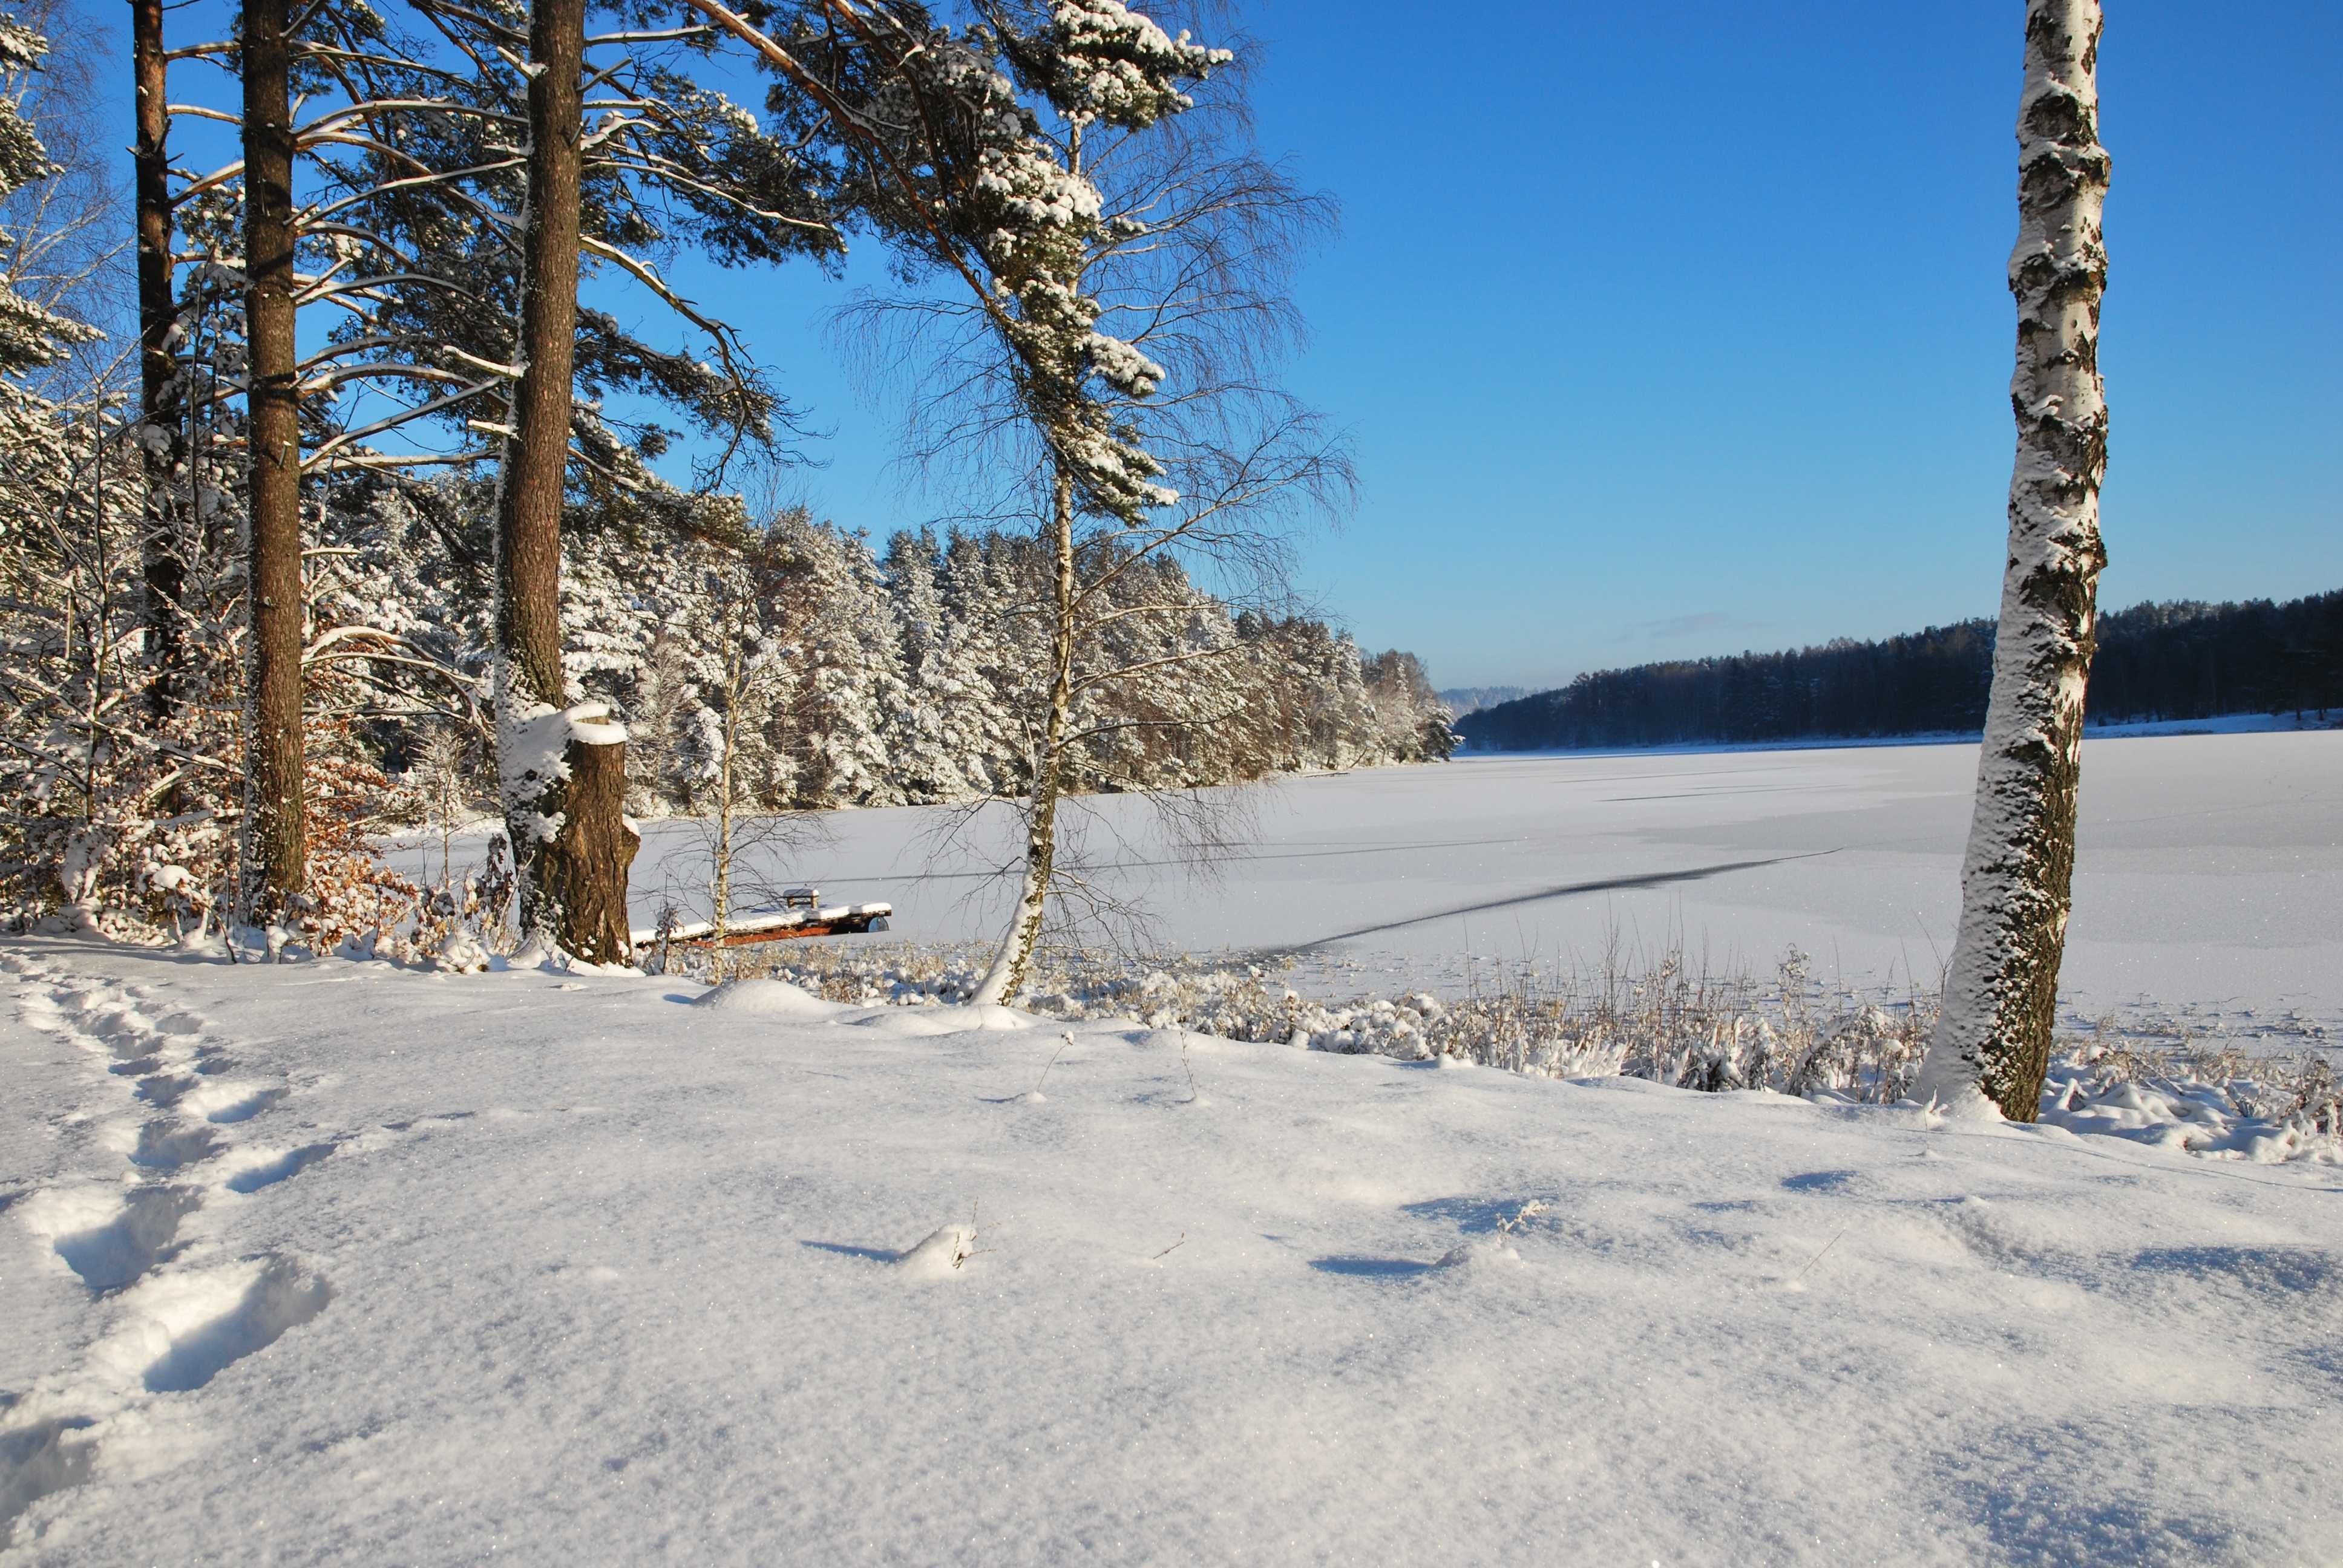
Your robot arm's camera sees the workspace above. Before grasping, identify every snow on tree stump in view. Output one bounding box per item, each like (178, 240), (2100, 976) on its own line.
(551, 720), (637, 967)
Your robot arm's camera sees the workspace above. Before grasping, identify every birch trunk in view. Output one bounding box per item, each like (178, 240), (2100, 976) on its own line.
(131, 0), (185, 721)
(494, 0), (637, 965)
(1916, 0), (2111, 1120)
(972, 471), (1079, 1007)
(240, 0), (306, 917)
(709, 670), (736, 982)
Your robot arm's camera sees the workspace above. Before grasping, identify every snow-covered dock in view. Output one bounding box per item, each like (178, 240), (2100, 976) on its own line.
(637, 894), (894, 948)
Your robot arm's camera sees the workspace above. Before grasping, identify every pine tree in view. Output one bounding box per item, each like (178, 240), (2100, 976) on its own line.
(493, 0), (657, 966)
(767, 514), (906, 809)
(0, 16), (88, 374)
(238, 0), (307, 920)
(882, 528), (978, 802)
(0, 32), (256, 935)
(128, 0), (185, 717)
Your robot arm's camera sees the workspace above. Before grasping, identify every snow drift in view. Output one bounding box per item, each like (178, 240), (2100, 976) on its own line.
(3, 938), (2339, 1564)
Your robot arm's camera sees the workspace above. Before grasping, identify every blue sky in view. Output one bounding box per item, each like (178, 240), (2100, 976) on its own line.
(93, 0), (2342, 692)
(1305, 0), (2338, 689)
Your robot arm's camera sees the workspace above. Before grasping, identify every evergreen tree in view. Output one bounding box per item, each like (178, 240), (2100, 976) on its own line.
(0, 15), (90, 373)
(767, 512), (907, 809)
(940, 527), (1042, 798)
(883, 528), (982, 802)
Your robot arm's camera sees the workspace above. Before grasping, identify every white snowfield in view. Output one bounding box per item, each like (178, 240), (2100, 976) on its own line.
(548, 729), (2343, 1042)
(4, 941), (2340, 1564)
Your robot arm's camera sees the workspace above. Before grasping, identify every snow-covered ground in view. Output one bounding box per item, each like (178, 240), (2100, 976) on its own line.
(4, 941), (2339, 1564)
(395, 729), (2343, 1049)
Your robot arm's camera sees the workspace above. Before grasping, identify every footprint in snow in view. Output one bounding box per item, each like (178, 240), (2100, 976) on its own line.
(19, 1184), (204, 1293)
(101, 1255), (334, 1394)
(220, 1142), (338, 1195)
(0, 1418), (97, 1540)
(128, 1120), (222, 1172)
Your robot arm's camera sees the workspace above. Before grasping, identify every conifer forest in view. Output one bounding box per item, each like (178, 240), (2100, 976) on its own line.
(1458, 590), (2343, 753)
(0, 0), (1450, 955)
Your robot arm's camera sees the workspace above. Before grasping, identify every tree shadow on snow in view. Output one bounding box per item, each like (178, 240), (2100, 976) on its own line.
(1399, 1195), (1541, 1235)
(799, 1240), (900, 1264)
(1960, 1416), (2257, 1566)
(1274, 852), (1833, 951)
(1309, 1255), (1434, 1279)
(2126, 1244), (2339, 1298)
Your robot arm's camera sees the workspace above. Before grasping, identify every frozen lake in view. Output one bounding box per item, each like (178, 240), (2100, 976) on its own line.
(395, 729), (2343, 1042)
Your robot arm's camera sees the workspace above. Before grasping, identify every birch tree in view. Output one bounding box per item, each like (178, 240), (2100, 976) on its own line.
(895, 1), (1230, 1004)
(677, 0), (1342, 1001)
(680, 536), (801, 977)
(1915, 0), (2111, 1120)
(920, 4), (1342, 1002)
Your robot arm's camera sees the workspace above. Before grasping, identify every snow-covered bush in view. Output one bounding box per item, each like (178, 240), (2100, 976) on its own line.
(707, 938), (1933, 1097)
(2040, 1034), (2340, 1160)
(693, 936), (2339, 1165)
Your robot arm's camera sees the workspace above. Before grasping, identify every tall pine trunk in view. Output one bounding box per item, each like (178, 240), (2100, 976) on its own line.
(1916, 0), (2111, 1120)
(972, 471), (1078, 1006)
(240, 0), (306, 916)
(132, 0), (186, 720)
(494, 0), (636, 965)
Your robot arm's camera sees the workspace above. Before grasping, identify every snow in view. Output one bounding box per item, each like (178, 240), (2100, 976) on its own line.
(385, 729), (2342, 1048)
(4, 938), (2339, 1562)
(689, 976), (836, 1016)
(1471, 707), (2342, 754)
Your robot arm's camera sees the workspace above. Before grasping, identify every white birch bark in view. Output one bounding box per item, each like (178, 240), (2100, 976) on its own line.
(1916, 0), (2111, 1120)
(708, 644), (739, 982)
(972, 472), (1079, 1007)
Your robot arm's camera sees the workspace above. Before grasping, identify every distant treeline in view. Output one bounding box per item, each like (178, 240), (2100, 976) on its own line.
(1436, 685), (1530, 719)
(1457, 590), (2343, 752)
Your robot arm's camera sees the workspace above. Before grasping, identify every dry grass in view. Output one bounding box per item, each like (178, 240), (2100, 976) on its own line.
(684, 936), (2338, 1154)
(693, 936), (1939, 1102)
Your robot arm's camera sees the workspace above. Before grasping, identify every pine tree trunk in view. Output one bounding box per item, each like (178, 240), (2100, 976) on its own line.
(545, 731), (636, 962)
(972, 471), (1078, 1007)
(1916, 0), (2111, 1120)
(240, 0), (306, 918)
(493, 0), (637, 965)
(132, 0), (185, 720)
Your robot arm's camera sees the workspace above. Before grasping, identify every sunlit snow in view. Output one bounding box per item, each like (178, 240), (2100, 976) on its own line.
(4, 928), (2339, 1563)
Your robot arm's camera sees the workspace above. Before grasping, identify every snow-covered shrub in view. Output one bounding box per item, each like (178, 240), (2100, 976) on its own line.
(2040, 1036), (2340, 1162)
(709, 938), (1934, 1099)
(629, 936), (2343, 1164)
